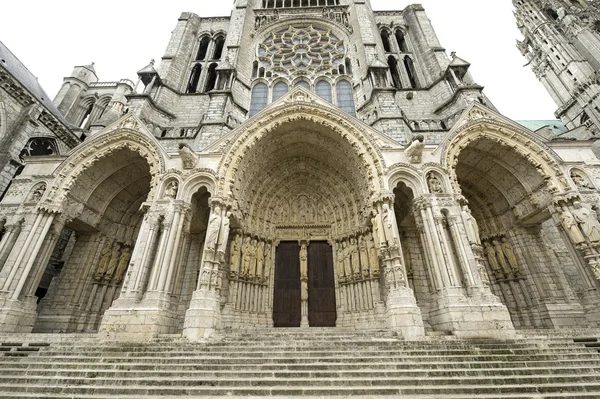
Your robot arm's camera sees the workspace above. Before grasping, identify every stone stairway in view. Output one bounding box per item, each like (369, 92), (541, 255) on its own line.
(1, 329), (600, 398)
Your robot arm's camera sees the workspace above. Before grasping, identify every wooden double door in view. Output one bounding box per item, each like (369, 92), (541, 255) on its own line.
(273, 241), (336, 327)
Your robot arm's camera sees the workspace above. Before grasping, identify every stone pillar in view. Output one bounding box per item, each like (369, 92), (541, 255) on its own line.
(183, 201), (230, 341)
(373, 197), (424, 339)
(413, 195), (514, 338)
(100, 201), (191, 339)
(554, 197), (600, 324)
(299, 240), (309, 327)
(0, 208), (62, 332)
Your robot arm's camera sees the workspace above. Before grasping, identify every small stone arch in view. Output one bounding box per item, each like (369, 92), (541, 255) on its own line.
(180, 171), (218, 204)
(387, 164), (426, 197)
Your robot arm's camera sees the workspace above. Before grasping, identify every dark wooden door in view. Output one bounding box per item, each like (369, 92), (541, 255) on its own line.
(308, 241), (336, 327)
(273, 242), (301, 327)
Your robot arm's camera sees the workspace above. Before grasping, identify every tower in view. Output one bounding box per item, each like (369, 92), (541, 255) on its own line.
(514, 0), (600, 132)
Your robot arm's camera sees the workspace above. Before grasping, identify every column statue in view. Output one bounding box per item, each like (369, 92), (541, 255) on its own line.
(300, 243), (308, 280)
(263, 242), (273, 281)
(573, 201), (600, 242)
(255, 240), (265, 279)
(229, 234), (241, 275)
(371, 210), (386, 248)
(559, 204), (586, 244)
(205, 206), (222, 251)
(500, 237), (520, 274)
(359, 235), (370, 277)
(484, 241), (502, 275)
(461, 205), (481, 245)
(241, 236), (253, 277)
(382, 203), (397, 247)
(366, 232), (380, 276)
(217, 211), (231, 254)
(344, 238), (354, 279)
(336, 241), (346, 279)
(350, 238), (360, 279)
(105, 244), (122, 278)
(95, 245), (112, 280)
(248, 238), (258, 278)
(115, 246), (132, 282)
(493, 239), (511, 276)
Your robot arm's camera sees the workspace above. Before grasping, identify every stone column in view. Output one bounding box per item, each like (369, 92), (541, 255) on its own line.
(299, 240), (309, 327)
(373, 196), (424, 339)
(0, 207), (62, 332)
(100, 201), (191, 339)
(413, 195), (514, 338)
(183, 201), (230, 341)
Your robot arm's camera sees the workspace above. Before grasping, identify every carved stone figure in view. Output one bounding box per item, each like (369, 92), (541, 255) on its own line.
(371, 210), (386, 248)
(164, 181), (178, 199)
(217, 211), (231, 253)
(343, 240), (352, 279)
(336, 242), (346, 278)
(560, 204), (586, 244)
(29, 185), (46, 202)
(484, 241), (502, 275)
(229, 234), (241, 274)
(427, 173), (444, 194)
(255, 240), (265, 279)
(573, 201), (600, 242)
(205, 206), (222, 251)
(359, 235), (370, 277)
(300, 243), (308, 280)
(382, 203), (397, 247)
(500, 238), (519, 274)
(96, 245), (112, 278)
(242, 236), (255, 277)
(105, 244), (122, 278)
(493, 239), (510, 276)
(178, 143), (198, 169)
(461, 205), (481, 245)
(405, 135), (425, 163)
(571, 171), (594, 190)
(263, 242), (273, 281)
(115, 246), (131, 281)
(350, 238), (360, 278)
(367, 232), (380, 276)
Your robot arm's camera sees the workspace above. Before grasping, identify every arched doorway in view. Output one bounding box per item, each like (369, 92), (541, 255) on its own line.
(452, 135), (594, 328)
(215, 106), (386, 330)
(33, 147), (153, 332)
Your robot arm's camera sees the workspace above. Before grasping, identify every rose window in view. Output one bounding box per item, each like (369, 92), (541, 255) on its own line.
(257, 25), (346, 77)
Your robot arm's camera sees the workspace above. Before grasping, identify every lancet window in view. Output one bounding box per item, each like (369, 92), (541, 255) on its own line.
(186, 33), (228, 94)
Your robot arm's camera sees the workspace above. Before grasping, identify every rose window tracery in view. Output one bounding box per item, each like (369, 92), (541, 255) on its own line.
(257, 25), (346, 77)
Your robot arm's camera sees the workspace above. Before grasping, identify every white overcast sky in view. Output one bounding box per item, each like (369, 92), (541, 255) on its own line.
(0, 0), (557, 121)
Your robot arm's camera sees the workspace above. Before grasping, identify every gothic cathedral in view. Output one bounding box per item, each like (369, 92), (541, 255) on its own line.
(0, 0), (600, 341)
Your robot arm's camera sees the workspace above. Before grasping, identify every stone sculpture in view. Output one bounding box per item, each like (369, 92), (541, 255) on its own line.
(573, 201), (600, 242)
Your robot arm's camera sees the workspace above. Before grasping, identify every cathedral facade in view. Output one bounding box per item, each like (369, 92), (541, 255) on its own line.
(0, 0), (600, 340)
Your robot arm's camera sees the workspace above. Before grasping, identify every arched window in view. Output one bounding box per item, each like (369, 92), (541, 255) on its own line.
(404, 57), (418, 88)
(20, 138), (58, 158)
(336, 80), (356, 116)
(295, 80), (310, 90)
(272, 82), (289, 102)
(545, 8), (559, 21)
(196, 37), (211, 61)
(204, 63), (218, 92)
(381, 31), (392, 53)
(79, 103), (94, 129)
(388, 56), (402, 89)
(187, 64), (202, 93)
(395, 30), (408, 53)
(316, 80), (332, 102)
(212, 36), (225, 60)
(249, 83), (268, 117)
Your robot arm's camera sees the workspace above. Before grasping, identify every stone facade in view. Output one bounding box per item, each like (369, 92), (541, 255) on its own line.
(0, 0), (599, 341)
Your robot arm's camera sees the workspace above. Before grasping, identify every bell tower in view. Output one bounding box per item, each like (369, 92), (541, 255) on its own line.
(514, 0), (600, 132)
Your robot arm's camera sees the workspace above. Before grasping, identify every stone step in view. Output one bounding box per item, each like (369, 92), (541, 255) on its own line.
(2, 395), (600, 399)
(7, 353), (600, 365)
(1, 366), (600, 379)
(1, 359), (599, 371)
(1, 382), (600, 396)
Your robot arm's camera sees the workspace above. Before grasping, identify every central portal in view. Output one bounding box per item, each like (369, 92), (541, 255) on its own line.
(273, 241), (336, 327)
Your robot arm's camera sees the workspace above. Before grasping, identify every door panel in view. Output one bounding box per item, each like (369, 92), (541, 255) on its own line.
(308, 241), (336, 327)
(273, 242), (301, 327)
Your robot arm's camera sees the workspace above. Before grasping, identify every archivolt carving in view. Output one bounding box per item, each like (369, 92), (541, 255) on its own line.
(45, 129), (165, 209)
(444, 122), (566, 195)
(217, 102), (385, 239)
